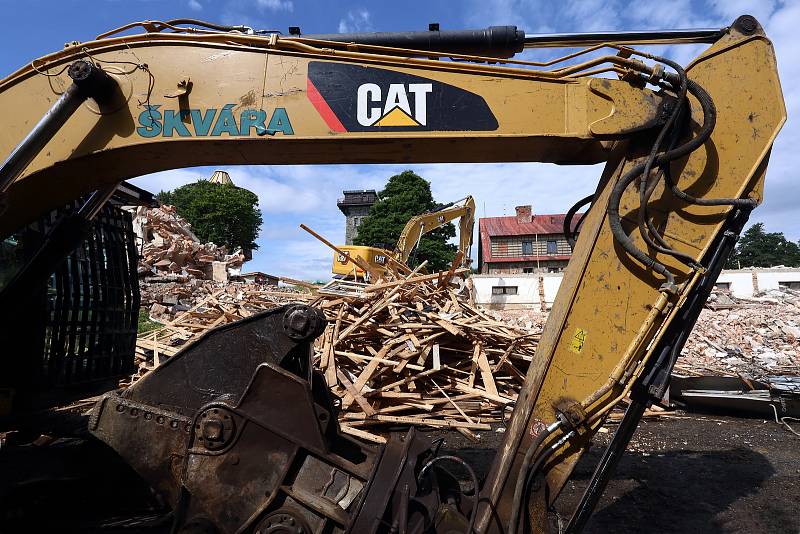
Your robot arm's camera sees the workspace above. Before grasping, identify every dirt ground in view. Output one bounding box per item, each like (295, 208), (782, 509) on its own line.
(2, 414), (797, 533)
(435, 414), (800, 534)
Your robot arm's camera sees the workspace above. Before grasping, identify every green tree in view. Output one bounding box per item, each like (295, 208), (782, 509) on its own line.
(157, 180), (262, 251)
(354, 170), (456, 271)
(726, 222), (800, 268)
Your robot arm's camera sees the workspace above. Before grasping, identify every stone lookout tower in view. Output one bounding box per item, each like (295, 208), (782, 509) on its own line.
(337, 189), (378, 245)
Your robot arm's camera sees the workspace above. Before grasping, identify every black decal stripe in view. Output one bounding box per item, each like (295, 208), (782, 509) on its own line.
(307, 61), (498, 132)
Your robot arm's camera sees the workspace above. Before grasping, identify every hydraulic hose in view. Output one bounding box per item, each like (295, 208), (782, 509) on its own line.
(164, 18), (281, 35)
(634, 55), (694, 264)
(506, 420), (562, 534)
(418, 455), (479, 534)
(563, 193), (594, 249)
(519, 431), (576, 530)
(606, 77), (717, 288)
(166, 18), (237, 30)
(165, 18), (253, 32)
(637, 106), (701, 268)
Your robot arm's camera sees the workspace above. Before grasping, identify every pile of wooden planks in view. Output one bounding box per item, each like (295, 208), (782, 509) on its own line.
(132, 221), (543, 441)
(308, 269), (539, 444)
(132, 270), (540, 442)
(133, 283), (313, 377)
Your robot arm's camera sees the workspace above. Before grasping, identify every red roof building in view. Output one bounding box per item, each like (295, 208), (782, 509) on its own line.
(478, 205), (578, 274)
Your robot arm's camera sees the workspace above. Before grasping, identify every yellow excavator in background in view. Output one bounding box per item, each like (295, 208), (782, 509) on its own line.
(0, 14), (786, 534)
(332, 195), (475, 279)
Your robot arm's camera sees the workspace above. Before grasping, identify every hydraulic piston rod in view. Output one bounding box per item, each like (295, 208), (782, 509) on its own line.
(294, 25), (526, 57)
(522, 26), (726, 47)
(0, 60), (116, 196)
(292, 23), (731, 58)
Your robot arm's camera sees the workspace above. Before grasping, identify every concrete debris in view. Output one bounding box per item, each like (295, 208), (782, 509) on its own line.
(491, 287), (800, 380)
(678, 287), (800, 378)
(139, 279), (307, 323)
(130, 205), (245, 280)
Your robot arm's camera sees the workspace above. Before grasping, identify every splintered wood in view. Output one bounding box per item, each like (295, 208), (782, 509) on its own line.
(134, 283), (312, 373)
(133, 274), (537, 442)
(308, 271), (539, 443)
(132, 226), (541, 442)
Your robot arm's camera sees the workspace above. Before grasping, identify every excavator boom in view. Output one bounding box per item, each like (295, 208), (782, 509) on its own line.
(0, 14), (786, 534)
(394, 195), (476, 266)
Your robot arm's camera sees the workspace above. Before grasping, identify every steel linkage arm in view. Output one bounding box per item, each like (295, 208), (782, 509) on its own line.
(0, 60), (116, 197)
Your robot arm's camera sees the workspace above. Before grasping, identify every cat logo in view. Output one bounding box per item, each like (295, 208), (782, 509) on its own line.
(373, 255), (388, 265)
(357, 83), (432, 127)
(307, 61), (498, 132)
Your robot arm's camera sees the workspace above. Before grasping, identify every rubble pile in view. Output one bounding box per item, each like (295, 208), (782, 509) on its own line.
(133, 263), (540, 442)
(140, 279), (307, 323)
(492, 287), (800, 379)
(131, 220), (798, 439)
(483, 308), (548, 333)
(134, 282), (312, 371)
(679, 288), (800, 377)
(130, 205), (244, 281)
(307, 273), (540, 443)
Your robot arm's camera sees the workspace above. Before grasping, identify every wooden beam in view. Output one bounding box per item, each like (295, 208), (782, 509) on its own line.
(364, 269), (468, 292)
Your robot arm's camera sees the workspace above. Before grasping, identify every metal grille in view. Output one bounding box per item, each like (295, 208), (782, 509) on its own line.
(41, 205), (139, 389)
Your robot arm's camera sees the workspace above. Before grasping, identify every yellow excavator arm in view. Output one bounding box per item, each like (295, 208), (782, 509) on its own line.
(331, 195), (475, 279)
(0, 15), (786, 534)
(394, 195), (476, 265)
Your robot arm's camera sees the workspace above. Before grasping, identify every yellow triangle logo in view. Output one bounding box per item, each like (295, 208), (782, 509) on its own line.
(374, 106), (420, 127)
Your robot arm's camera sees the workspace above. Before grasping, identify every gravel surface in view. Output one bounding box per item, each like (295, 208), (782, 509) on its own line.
(431, 414), (800, 533)
(3, 415), (797, 533)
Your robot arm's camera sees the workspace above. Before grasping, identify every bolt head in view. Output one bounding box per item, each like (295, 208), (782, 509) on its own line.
(202, 419), (224, 441)
(68, 60), (93, 82)
(737, 15), (758, 34)
(288, 311), (310, 333)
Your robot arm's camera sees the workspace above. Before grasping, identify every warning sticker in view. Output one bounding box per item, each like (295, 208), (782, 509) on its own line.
(569, 327), (587, 354)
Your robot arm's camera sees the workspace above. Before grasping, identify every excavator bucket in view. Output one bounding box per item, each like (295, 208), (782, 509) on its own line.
(90, 304), (472, 533)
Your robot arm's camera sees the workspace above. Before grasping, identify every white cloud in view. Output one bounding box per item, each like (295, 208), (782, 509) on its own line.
(218, 0), (294, 27)
(625, 0), (712, 29)
(462, 0), (538, 31)
(562, 0), (621, 31)
(188, 0), (203, 11)
(338, 9), (373, 33)
(708, 0), (778, 24)
(461, 0), (800, 244)
(256, 0), (293, 12)
(131, 167), (197, 195)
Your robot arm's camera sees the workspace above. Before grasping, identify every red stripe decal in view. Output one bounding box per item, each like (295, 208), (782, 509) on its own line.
(307, 78), (347, 132)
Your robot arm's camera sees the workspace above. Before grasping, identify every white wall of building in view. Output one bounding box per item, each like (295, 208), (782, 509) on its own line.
(472, 274), (563, 309)
(472, 268), (800, 308)
(717, 268), (800, 297)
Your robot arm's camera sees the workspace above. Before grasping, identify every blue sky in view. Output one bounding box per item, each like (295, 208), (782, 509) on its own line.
(2, 0), (798, 280)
